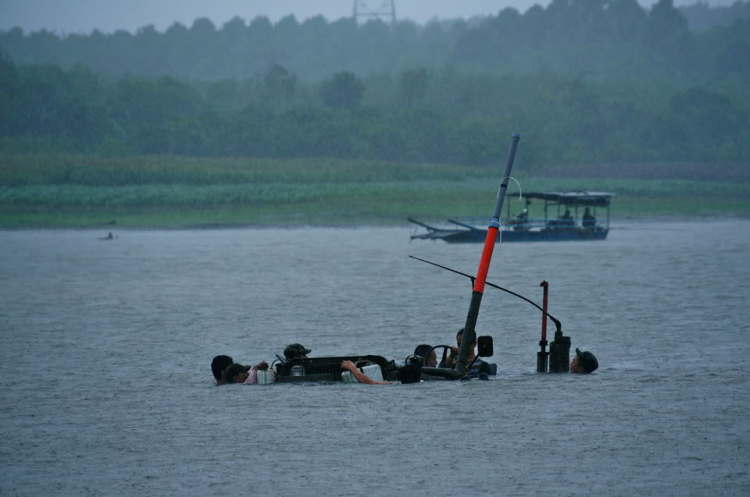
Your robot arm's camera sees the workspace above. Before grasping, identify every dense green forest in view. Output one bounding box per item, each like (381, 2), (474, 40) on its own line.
(1, 48), (747, 166)
(681, 0), (750, 30)
(2, 0), (749, 81)
(0, 0), (748, 168)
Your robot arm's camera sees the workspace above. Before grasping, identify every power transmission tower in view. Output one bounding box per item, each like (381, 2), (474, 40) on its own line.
(353, 0), (397, 24)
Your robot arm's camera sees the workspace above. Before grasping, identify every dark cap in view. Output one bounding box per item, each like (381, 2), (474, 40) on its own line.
(576, 348), (599, 374)
(224, 363), (251, 383)
(283, 343), (312, 359)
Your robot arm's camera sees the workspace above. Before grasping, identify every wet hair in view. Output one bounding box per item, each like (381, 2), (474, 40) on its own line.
(413, 344), (432, 365)
(457, 328), (477, 346)
(398, 364), (422, 384)
(211, 355), (234, 381)
(223, 363), (250, 384)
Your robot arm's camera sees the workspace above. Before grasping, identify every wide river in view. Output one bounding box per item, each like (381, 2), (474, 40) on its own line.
(1, 220), (749, 496)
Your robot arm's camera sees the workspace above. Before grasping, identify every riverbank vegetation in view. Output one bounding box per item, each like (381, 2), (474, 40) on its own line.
(0, 155), (746, 227)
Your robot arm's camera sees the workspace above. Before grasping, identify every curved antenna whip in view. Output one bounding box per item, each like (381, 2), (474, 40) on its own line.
(408, 255), (562, 333)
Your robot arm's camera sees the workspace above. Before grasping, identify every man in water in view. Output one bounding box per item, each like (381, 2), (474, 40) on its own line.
(224, 361), (272, 384)
(413, 344), (437, 367)
(283, 343), (311, 360)
(462, 335), (489, 377)
(444, 328), (484, 366)
(570, 348), (598, 374)
(340, 360), (421, 385)
(211, 355), (234, 385)
(442, 328), (489, 377)
(443, 328), (464, 368)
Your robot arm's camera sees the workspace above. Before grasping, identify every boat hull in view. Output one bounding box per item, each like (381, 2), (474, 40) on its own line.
(501, 228), (609, 243)
(413, 228), (609, 243)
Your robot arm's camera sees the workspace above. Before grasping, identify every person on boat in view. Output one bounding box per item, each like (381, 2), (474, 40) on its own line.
(224, 361), (272, 384)
(99, 232), (115, 240)
(340, 360), (422, 385)
(570, 348), (598, 374)
(211, 355), (234, 385)
(413, 344), (437, 367)
(512, 208), (530, 231)
(559, 209), (575, 227)
(582, 207), (596, 228)
(283, 343), (311, 360)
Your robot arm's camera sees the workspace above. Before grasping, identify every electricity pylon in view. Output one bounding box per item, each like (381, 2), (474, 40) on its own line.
(353, 0), (397, 24)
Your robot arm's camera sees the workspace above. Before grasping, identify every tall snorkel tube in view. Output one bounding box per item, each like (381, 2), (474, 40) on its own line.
(419, 134), (520, 380)
(455, 134), (520, 377)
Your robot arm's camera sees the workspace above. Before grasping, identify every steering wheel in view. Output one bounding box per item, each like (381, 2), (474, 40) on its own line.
(426, 345), (455, 368)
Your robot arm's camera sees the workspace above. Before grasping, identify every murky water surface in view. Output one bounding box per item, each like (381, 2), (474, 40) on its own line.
(1, 221), (749, 496)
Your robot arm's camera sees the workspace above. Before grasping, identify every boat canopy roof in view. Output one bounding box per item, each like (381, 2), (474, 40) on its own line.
(521, 191), (615, 207)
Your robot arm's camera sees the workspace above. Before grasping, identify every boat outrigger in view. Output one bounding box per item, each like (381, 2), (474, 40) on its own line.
(409, 191), (615, 243)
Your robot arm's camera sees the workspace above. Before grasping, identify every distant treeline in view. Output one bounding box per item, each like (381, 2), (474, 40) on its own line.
(1, 47), (748, 166)
(0, 0), (748, 81)
(680, 0), (750, 31)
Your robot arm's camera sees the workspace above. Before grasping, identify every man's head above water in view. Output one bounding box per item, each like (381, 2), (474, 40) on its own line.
(283, 343), (311, 360)
(413, 344), (437, 368)
(211, 355), (233, 384)
(570, 348), (598, 374)
(224, 363), (253, 384)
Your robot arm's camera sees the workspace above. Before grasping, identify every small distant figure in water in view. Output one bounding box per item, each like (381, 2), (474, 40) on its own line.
(99, 232), (115, 240)
(582, 207), (596, 228)
(570, 348), (598, 374)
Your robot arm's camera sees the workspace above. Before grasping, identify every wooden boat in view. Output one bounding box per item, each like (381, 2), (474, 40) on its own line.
(409, 191), (614, 243)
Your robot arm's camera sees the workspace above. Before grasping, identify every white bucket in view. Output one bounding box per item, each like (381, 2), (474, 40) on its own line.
(256, 369), (276, 384)
(341, 364), (384, 383)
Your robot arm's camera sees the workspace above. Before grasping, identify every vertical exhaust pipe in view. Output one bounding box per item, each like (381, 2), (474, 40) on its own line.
(537, 281), (550, 373)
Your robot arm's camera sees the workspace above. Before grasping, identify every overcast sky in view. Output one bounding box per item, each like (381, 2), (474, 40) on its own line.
(0, 0), (731, 34)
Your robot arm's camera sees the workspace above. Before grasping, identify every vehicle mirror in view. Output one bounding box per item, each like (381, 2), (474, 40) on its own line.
(477, 336), (493, 357)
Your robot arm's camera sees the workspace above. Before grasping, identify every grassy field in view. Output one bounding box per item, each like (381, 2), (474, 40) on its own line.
(0, 155), (747, 227)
